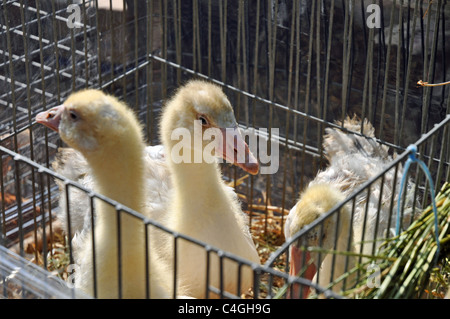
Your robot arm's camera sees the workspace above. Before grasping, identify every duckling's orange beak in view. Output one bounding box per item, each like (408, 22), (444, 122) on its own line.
(219, 127), (259, 175)
(288, 245), (316, 299)
(36, 104), (64, 132)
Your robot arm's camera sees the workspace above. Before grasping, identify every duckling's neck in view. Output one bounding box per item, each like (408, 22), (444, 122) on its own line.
(87, 146), (145, 220)
(168, 159), (242, 246)
(80, 144), (148, 299)
(170, 160), (225, 205)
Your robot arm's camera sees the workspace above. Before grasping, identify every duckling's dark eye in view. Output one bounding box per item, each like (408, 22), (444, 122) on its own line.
(69, 110), (79, 121)
(198, 115), (208, 126)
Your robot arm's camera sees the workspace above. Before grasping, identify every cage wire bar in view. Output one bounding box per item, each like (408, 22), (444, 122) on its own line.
(0, 0), (449, 299)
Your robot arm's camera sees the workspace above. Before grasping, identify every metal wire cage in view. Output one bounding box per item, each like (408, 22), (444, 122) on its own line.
(0, 0), (449, 299)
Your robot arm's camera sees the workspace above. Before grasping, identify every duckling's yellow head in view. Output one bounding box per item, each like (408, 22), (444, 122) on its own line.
(286, 183), (349, 298)
(289, 184), (346, 244)
(36, 89), (143, 158)
(160, 80), (259, 175)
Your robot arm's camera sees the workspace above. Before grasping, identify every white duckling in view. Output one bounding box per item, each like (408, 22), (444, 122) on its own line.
(36, 90), (170, 299)
(155, 80), (261, 298)
(284, 116), (418, 298)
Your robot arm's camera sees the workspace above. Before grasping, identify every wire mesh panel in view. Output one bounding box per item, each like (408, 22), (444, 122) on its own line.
(0, 0), (449, 299)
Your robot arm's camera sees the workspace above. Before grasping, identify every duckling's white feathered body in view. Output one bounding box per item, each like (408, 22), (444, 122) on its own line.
(315, 117), (417, 254)
(161, 158), (258, 298)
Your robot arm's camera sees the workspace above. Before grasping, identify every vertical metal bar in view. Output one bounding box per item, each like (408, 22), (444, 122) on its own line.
(411, 145), (424, 216)
(146, 0), (154, 142)
(279, 0), (298, 236)
(421, 0), (441, 136)
(236, 0), (242, 124)
(314, 0), (321, 155)
(248, 0), (260, 231)
(341, 0), (355, 122)
(19, 0), (39, 263)
(329, 208), (341, 289)
(386, 162), (400, 237)
(172, 235), (178, 298)
(134, 0), (139, 110)
(393, 2), (403, 146)
(161, 0), (167, 98)
(205, 246), (211, 298)
(83, 0), (90, 87)
(424, 131), (438, 223)
(263, 0), (277, 236)
(301, 244), (310, 298)
(379, 0), (397, 142)
(35, 0), (48, 139)
(292, 0), (301, 151)
(2, 0), (18, 155)
(70, 0), (76, 90)
(315, 222), (325, 288)
(35, 0), (52, 260)
(360, 25), (374, 133)
(321, 0), (335, 139)
(301, 0), (316, 190)
(44, 1), (60, 259)
(207, 0), (212, 77)
(192, 0), (198, 72)
(116, 207), (123, 299)
(121, 0), (127, 97)
(38, 170), (48, 270)
(342, 195), (357, 290)
(240, 0), (249, 126)
(94, 0), (103, 87)
(65, 183), (74, 266)
(218, 251), (224, 298)
(51, 0), (61, 103)
(400, 0), (420, 144)
(372, 175), (386, 255)
(144, 223), (150, 298)
(219, 0), (227, 82)
(356, 185), (372, 283)
(108, 0), (115, 88)
(438, 1), (447, 104)
(341, 0), (350, 121)
(13, 160), (24, 257)
(172, 0), (181, 84)
(0, 153), (6, 244)
(89, 194), (98, 298)
(433, 122), (448, 191)
(233, 1), (243, 191)
(445, 101), (450, 182)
